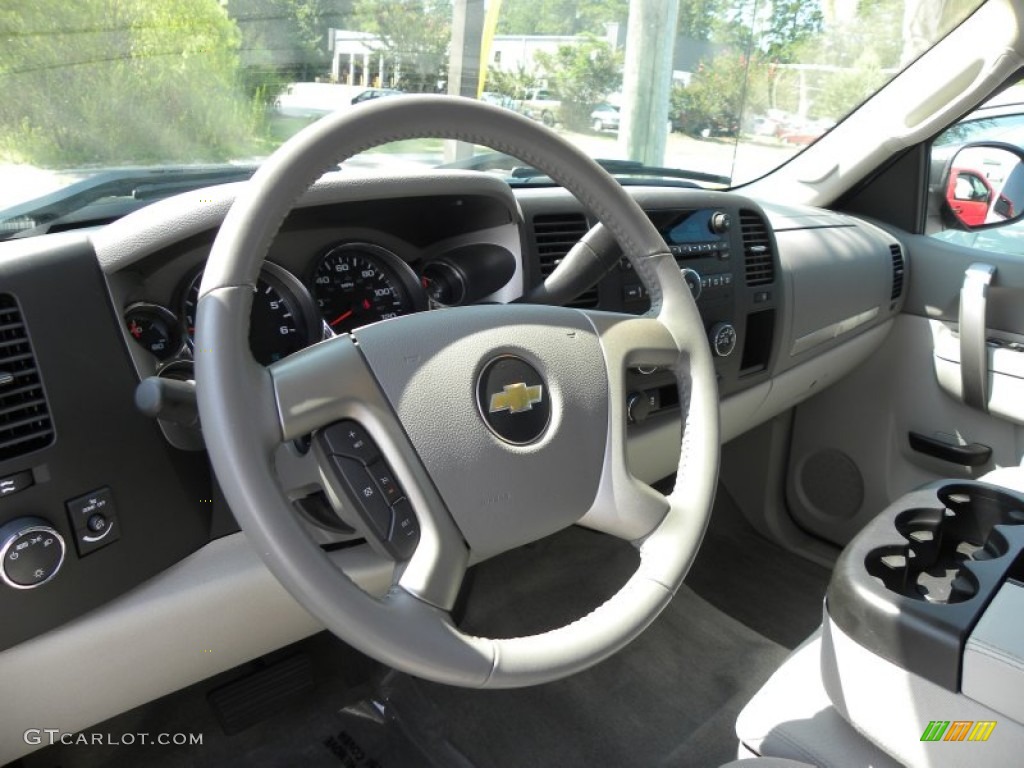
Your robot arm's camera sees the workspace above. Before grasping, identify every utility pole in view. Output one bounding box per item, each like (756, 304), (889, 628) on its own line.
(446, 0), (486, 162)
(618, 0), (679, 167)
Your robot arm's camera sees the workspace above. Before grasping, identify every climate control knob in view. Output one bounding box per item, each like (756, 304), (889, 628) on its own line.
(709, 322), (737, 358)
(0, 517), (65, 590)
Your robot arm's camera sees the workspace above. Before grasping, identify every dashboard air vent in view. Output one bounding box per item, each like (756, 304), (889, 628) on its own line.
(739, 210), (775, 286)
(532, 212), (598, 308)
(890, 244), (905, 300)
(0, 295), (54, 460)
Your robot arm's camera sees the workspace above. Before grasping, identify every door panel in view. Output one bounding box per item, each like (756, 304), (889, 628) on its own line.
(784, 233), (1024, 547)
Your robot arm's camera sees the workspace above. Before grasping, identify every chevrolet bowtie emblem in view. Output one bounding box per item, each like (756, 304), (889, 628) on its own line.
(489, 383), (544, 414)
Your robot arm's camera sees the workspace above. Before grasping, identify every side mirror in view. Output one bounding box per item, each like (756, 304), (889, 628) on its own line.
(941, 142), (1024, 230)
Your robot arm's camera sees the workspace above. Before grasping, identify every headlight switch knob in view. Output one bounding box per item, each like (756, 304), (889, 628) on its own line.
(0, 517), (66, 590)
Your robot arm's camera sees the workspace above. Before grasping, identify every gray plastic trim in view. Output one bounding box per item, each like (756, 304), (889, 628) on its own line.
(0, 533), (392, 765)
(822, 609), (1024, 766)
(963, 580), (1024, 725)
(90, 170), (521, 273)
(791, 307), (880, 356)
(933, 320), (1024, 426)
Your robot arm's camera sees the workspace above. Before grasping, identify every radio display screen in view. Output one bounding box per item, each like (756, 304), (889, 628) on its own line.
(661, 210), (720, 244)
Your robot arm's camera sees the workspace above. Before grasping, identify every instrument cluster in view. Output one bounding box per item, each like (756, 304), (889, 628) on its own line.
(122, 239), (513, 367)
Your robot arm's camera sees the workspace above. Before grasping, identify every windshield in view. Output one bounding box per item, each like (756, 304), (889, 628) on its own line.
(0, 0), (984, 223)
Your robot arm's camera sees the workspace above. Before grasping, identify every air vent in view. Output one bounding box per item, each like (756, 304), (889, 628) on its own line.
(890, 244), (905, 300)
(532, 212), (598, 308)
(0, 295), (54, 460)
(739, 210), (775, 286)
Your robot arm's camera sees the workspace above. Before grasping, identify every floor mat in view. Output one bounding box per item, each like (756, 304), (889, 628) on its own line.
(18, 514), (796, 768)
(686, 485), (833, 648)
(379, 525), (790, 768)
(387, 585), (787, 768)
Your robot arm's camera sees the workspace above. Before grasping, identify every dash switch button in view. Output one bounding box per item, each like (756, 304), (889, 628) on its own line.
(0, 470), (33, 498)
(66, 487), (120, 556)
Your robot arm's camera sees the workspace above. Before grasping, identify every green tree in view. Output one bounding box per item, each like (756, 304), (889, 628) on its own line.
(227, 0), (352, 81)
(783, 0), (904, 120)
(353, 0), (451, 91)
(0, 0), (254, 166)
(676, 0), (729, 42)
(809, 51), (887, 120)
(534, 38), (621, 129)
(762, 1), (823, 63)
(487, 64), (542, 101)
(498, 0), (627, 36)
(225, 0), (354, 129)
(672, 50), (769, 136)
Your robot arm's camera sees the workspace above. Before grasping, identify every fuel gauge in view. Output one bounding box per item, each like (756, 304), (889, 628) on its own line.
(124, 303), (184, 361)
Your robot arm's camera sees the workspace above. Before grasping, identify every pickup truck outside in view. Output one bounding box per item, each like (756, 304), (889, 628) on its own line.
(517, 88), (561, 126)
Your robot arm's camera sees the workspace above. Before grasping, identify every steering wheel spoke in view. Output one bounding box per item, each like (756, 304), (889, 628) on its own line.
(568, 311), (679, 541)
(266, 334), (469, 610)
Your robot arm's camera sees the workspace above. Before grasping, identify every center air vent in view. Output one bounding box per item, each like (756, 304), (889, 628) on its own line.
(0, 295), (54, 460)
(739, 210), (775, 286)
(890, 244), (905, 300)
(532, 212), (598, 308)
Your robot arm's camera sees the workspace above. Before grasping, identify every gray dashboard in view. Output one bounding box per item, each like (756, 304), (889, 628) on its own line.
(0, 169), (906, 763)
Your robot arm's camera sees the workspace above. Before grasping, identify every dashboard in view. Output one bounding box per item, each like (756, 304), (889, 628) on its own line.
(0, 168), (907, 763)
(117, 191), (520, 371)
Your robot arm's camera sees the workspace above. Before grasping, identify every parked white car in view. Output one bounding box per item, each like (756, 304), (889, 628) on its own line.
(590, 103), (620, 132)
(274, 83), (401, 119)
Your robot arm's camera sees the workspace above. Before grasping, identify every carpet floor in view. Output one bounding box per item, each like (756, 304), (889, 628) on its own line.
(17, 486), (830, 768)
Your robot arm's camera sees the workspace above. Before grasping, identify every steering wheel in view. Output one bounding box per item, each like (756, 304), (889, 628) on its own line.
(195, 95), (719, 689)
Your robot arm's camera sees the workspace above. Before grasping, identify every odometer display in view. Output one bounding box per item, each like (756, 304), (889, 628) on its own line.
(312, 244), (419, 334)
(182, 267), (310, 365)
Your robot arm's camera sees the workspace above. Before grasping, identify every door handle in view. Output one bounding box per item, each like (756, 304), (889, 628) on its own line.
(908, 431), (992, 466)
(959, 263), (996, 411)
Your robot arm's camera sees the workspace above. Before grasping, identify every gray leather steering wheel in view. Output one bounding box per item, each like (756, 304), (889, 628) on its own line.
(194, 95), (719, 688)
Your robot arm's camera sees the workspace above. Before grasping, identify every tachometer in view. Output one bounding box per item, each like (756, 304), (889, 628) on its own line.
(311, 243), (425, 334)
(181, 263), (318, 365)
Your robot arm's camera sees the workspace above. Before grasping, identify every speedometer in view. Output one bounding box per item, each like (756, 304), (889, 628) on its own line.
(181, 263), (318, 366)
(311, 243), (425, 334)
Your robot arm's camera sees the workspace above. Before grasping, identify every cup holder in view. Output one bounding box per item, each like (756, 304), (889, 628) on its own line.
(865, 483), (1023, 604)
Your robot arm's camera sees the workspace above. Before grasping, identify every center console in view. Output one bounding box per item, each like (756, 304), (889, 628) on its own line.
(828, 479), (1024, 692)
(738, 474), (1024, 766)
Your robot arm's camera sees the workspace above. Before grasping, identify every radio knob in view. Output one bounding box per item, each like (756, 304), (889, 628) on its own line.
(709, 211), (731, 235)
(680, 268), (702, 300)
(709, 322), (737, 357)
(1, 517), (66, 589)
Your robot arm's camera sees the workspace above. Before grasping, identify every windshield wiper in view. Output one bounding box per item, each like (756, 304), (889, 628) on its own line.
(0, 164), (259, 240)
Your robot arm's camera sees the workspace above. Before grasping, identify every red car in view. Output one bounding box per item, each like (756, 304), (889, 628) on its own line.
(946, 167), (995, 226)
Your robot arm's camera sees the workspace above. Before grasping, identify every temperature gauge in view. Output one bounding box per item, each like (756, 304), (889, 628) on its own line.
(124, 303), (183, 361)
